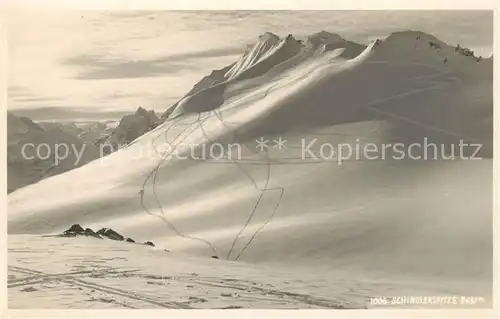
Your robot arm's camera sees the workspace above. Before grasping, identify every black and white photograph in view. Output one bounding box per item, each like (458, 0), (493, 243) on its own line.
(4, 6), (495, 312)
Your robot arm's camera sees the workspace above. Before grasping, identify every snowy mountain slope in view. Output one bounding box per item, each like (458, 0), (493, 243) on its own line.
(7, 30), (493, 308)
(7, 106), (165, 193)
(37, 121), (83, 137)
(7, 112), (103, 193)
(7, 112), (44, 137)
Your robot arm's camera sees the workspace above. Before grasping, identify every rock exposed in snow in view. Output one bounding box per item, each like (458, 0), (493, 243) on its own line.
(83, 228), (101, 238)
(97, 106), (162, 154)
(60, 224), (102, 239)
(67, 224), (84, 233)
(56, 225), (159, 248)
(96, 228), (125, 241)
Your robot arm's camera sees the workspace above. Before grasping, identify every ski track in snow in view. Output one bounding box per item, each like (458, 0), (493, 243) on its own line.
(134, 41), (379, 260)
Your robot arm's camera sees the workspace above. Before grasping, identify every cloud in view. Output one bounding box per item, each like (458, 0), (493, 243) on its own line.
(64, 47), (243, 80)
(8, 106), (132, 121)
(8, 85), (61, 104)
(11, 97), (60, 103)
(8, 85), (34, 97)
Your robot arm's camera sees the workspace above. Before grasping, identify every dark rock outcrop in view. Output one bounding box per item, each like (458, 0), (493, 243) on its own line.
(57, 225), (161, 250)
(96, 106), (162, 155)
(96, 228), (125, 241)
(60, 231), (78, 237)
(60, 224), (101, 239)
(61, 225), (83, 237)
(84, 228), (102, 239)
(67, 224), (84, 233)
(429, 41), (441, 49)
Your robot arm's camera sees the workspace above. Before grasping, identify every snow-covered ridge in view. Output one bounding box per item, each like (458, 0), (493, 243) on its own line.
(224, 33), (304, 82)
(161, 30), (491, 158)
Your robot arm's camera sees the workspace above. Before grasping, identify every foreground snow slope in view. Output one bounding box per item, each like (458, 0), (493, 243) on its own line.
(8, 235), (491, 309)
(8, 31), (493, 307)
